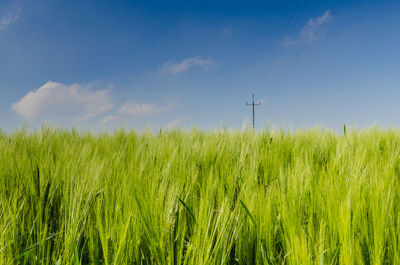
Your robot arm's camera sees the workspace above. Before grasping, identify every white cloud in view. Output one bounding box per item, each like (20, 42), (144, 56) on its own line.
(162, 57), (216, 75)
(300, 10), (332, 42)
(0, 5), (21, 30)
(12, 81), (114, 121)
(118, 101), (176, 116)
(98, 115), (122, 126)
(164, 117), (185, 129)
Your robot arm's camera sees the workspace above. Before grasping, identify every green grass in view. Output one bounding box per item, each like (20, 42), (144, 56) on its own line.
(1, 125), (400, 264)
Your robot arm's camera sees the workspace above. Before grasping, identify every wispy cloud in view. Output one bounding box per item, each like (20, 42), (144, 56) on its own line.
(300, 10), (332, 42)
(12, 81), (114, 121)
(163, 117), (185, 129)
(98, 115), (122, 126)
(162, 57), (216, 75)
(118, 101), (176, 116)
(281, 10), (332, 47)
(97, 102), (178, 129)
(0, 4), (21, 30)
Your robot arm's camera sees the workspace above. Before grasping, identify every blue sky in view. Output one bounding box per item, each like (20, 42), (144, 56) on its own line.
(1, 0), (400, 131)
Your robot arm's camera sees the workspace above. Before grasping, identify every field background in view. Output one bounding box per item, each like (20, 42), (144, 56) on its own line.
(1, 126), (399, 264)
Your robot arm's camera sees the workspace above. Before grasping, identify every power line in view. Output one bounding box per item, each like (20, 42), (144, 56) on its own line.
(270, 0), (342, 91)
(270, 0), (307, 63)
(313, 0), (342, 38)
(287, 0), (309, 36)
(331, 0), (342, 15)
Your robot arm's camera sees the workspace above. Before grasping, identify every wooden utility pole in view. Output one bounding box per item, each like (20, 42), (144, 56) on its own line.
(246, 93), (261, 129)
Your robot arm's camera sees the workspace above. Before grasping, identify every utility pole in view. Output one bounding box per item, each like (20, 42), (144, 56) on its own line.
(246, 93), (261, 129)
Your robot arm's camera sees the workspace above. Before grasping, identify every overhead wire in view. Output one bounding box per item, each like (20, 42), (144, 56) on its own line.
(270, 0), (305, 64)
(269, 0), (342, 90)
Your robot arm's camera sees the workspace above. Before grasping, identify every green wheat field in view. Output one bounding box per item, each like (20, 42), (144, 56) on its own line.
(1, 126), (400, 264)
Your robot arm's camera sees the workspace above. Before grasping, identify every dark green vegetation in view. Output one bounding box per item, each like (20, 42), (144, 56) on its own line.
(1, 126), (400, 264)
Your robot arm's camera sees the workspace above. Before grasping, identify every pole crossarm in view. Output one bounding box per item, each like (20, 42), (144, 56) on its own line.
(246, 93), (261, 129)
